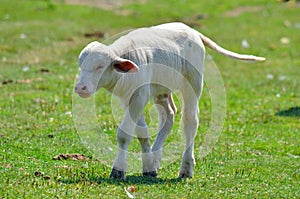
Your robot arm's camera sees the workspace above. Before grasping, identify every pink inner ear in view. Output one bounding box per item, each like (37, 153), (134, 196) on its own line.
(119, 61), (139, 72)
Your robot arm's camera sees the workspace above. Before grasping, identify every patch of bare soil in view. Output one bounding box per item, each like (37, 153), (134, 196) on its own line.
(65, 0), (146, 15)
(65, 0), (121, 10)
(223, 6), (264, 17)
(65, 0), (146, 16)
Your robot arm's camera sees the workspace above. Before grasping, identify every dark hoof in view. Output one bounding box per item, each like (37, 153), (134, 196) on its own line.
(178, 172), (192, 179)
(143, 171), (157, 178)
(110, 168), (126, 180)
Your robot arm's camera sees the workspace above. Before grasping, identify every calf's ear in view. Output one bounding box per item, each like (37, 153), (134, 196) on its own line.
(112, 58), (139, 73)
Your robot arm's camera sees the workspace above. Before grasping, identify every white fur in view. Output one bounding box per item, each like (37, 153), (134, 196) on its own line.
(75, 22), (265, 179)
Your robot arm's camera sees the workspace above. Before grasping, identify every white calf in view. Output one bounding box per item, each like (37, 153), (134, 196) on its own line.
(75, 22), (265, 180)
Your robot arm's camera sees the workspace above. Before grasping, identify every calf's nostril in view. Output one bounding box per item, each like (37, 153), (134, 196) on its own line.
(82, 86), (87, 90)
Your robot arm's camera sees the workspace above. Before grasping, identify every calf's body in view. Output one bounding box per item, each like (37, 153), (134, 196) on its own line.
(75, 22), (265, 180)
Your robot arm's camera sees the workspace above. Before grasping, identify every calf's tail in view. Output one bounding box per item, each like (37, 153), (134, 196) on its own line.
(199, 33), (266, 62)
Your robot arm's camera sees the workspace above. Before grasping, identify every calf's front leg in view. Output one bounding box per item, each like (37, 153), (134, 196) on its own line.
(110, 90), (149, 180)
(110, 124), (133, 180)
(136, 116), (157, 177)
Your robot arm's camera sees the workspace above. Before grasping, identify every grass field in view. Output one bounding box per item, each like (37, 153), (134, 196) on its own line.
(0, 0), (299, 198)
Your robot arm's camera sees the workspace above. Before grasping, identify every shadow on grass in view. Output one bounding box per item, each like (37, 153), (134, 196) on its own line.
(58, 175), (183, 185)
(275, 107), (300, 117)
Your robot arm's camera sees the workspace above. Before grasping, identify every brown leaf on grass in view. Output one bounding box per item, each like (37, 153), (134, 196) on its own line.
(52, 153), (91, 161)
(43, 175), (51, 180)
(3, 163), (12, 168)
(124, 187), (135, 198)
(34, 171), (44, 177)
(39, 68), (50, 73)
(34, 171), (50, 179)
(127, 186), (136, 193)
(2, 79), (13, 85)
(84, 31), (105, 38)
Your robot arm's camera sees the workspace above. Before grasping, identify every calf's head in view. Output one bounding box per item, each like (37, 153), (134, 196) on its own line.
(75, 41), (139, 98)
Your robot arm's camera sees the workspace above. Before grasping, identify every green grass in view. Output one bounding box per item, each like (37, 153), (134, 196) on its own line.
(0, 0), (299, 198)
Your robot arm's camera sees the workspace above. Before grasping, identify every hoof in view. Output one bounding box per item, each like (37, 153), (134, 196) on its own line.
(143, 171), (157, 178)
(178, 172), (192, 179)
(110, 168), (126, 180)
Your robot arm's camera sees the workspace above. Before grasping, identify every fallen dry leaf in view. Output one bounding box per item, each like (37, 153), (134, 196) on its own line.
(39, 68), (50, 73)
(84, 31), (105, 38)
(52, 153), (91, 161)
(127, 186), (136, 193)
(2, 79), (13, 85)
(34, 171), (44, 177)
(3, 163), (12, 168)
(124, 187), (135, 199)
(43, 175), (51, 180)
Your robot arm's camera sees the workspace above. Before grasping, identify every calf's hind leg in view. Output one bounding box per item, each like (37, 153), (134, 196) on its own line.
(179, 88), (201, 178)
(151, 94), (176, 172)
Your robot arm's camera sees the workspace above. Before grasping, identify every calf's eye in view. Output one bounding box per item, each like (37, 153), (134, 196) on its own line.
(96, 65), (103, 70)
